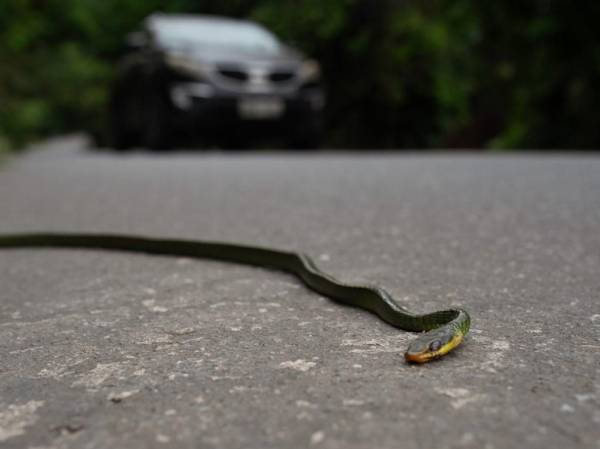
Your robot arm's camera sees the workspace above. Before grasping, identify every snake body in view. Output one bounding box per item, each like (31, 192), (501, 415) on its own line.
(0, 233), (470, 363)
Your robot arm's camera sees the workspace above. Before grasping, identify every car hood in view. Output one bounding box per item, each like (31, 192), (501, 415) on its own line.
(164, 45), (303, 69)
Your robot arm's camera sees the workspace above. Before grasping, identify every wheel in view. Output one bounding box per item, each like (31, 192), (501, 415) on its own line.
(287, 119), (322, 150)
(108, 94), (137, 151)
(142, 84), (173, 151)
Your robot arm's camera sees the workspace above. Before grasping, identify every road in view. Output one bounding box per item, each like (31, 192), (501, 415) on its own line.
(0, 136), (599, 449)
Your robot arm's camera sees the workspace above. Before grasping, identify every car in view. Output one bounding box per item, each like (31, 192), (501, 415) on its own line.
(108, 13), (325, 150)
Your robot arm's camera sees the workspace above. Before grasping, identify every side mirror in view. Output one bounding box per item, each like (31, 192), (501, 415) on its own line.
(125, 31), (148, 51)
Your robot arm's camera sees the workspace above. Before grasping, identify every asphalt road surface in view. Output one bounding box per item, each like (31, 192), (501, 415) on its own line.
(1, 136), (599, 449)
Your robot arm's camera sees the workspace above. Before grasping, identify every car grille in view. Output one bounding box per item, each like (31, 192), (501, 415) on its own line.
(217, 68), (248, 82)
(216, 65), (297, 86)
(269, 71), (295, 83)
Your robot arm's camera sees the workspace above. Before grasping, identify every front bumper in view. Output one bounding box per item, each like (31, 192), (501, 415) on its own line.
(168, 81), (324, 134)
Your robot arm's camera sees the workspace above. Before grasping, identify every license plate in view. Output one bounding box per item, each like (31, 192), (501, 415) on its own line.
(238, 97), (284, 120)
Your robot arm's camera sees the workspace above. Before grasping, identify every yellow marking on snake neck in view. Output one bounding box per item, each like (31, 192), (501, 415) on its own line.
(405, 332), (464, 364)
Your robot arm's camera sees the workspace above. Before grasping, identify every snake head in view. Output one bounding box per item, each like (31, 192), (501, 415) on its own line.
(404, 324), (466, 364)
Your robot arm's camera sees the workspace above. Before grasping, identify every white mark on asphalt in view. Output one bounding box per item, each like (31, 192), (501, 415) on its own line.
(108, 390), (139, 403)
(279, 359), (317, 372)
(72, 362), (126, 388)
(481, 339), (511, 372)
(136, 333), (172, 345)
(435, 387), (485, 410)
(0, 400), (45, 442)
(142, 299), (168, 313)
(310, 430), (325, 445)
(258, 302), (281, 308)
(209, 302), (227, 309)
(168, 327), (196, 336)
(296, 400), (317, 408)
(210, 375), (242, 381)
(471, 335), (511, 373)
(37, 354), (89, 379)
(229, 386), (249, 394)
(9, 346), (44, 354)
(156, 434), (171, 443)
(343, 399), (365, 406)
(560, 403), (575, 413)
(492, 340), (510, 351)
(575, 393), (595, 403)
(590, 314), (600, 324)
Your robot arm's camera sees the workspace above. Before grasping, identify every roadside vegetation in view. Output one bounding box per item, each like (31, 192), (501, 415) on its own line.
(1, 0), (599, 150)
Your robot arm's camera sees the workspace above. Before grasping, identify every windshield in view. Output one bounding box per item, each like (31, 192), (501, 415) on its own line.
(151, 17), (281, 55)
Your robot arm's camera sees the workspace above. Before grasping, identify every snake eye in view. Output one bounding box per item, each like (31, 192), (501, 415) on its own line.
(429, 340), (442, 352)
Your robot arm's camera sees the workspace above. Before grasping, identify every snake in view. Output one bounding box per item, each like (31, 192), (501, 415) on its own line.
(0, 232), (470, 363)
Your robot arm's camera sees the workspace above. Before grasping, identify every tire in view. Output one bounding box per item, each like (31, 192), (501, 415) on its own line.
(142, 87), (173, 151)
(108, 95), (136, 151)
(110, 119), (135, 151)
(287, 119), (322, 150)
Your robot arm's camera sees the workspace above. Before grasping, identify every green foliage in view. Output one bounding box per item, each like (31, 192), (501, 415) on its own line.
(0, 0), (163, 148)
(1, 0), (600, 149)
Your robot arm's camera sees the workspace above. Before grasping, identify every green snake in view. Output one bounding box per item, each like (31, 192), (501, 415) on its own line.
(0, 233), (470, 363)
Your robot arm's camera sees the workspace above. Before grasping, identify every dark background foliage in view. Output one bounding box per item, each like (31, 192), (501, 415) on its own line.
(1, 0), (599, 151)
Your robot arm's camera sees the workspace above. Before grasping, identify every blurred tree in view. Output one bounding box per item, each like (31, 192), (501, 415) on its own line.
(0, 0), (599, 149)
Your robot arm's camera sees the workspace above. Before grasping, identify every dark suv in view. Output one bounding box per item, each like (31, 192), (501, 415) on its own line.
(109, 14), (325, 149)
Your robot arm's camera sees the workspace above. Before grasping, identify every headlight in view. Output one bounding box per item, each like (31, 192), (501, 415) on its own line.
(299, 59), (321, 82)
(166, 53), (212, 77)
